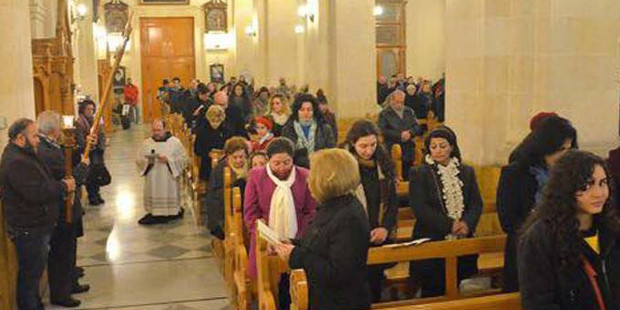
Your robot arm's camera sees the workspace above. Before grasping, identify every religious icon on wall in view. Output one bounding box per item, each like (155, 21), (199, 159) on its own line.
(113, 66), (126, 94)
(204, 0), (227, 33)
(210, 64), (225, 84)
(104, 0), (129, 33)
(140, 0), (189, 4)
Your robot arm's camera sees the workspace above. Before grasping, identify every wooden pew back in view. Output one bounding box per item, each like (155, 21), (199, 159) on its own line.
(383, 293), (521, 310)
(256, 220), (289, 310)
(290, 235), (507, 310)
(232, 186), (254, 309)
(0, 203), (16, 310)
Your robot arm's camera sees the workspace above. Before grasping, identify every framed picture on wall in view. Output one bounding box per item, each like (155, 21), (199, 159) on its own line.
(113, 66), (126, 94)
(139, 0), (189, 4)
(210, 64), (225, 84)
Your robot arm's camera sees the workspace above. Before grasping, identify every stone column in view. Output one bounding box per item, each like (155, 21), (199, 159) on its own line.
(326, 0), (377, 119)
(0, 0), (36, 151)
(76, 0), (100, 102)
(446, 0), (620, 165)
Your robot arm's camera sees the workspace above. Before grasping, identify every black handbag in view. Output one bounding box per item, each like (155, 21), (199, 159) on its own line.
(90, 164), (112, 187)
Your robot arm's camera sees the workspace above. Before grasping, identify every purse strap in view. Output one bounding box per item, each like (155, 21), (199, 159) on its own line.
(582, 256), (607, 310)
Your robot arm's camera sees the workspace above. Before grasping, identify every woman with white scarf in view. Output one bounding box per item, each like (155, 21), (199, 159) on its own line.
(281, 94), (336, 168)
(408, 126), (483, 297)
(342, 120), (399, 302)
(244, 137), (317, 308)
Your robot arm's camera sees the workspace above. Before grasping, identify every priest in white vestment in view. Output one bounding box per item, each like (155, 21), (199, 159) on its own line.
(136, 119), (188, 225)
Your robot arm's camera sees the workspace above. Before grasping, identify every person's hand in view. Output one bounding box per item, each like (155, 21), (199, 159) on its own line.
(193, 106), (205, 116)
(401, 130), (412, 142)
(87, 134), (98, 146)
(370, 227), (389, 245)
(63, 177), (76, 193)
(274, 243), (295, 263)
(81, 156), (90, 166)
(158, 155), (168, 163)
(452, 221), (470, 237)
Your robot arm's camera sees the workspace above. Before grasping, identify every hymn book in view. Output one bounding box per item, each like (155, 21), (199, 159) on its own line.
(257, 221), (283, 246)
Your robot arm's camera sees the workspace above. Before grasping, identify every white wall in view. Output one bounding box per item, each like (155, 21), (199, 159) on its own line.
(406, 0), (445, 81)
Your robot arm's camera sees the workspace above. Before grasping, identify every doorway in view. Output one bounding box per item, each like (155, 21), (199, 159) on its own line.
(140, 17), (196, 122)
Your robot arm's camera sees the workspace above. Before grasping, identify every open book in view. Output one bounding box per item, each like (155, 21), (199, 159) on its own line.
(257, 221), (283, 246)
(382, 238), (431, 248)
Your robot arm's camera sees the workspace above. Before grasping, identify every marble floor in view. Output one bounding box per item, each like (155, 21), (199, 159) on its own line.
(46, 125), (230, 310)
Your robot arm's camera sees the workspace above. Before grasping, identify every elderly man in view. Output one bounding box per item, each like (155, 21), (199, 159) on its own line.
(214, 90), (246, 137)
(36, 111), (91, 307)
(0, 118), (76, 310)
(136, 119), (188, 225)
(378, 90), (422, 179)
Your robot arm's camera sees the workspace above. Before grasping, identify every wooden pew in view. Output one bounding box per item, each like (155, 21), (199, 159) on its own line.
(289, 235), (508, 310)
(256, 219), (288, 310)
(383, 293), (521, 310)
(232, 187), (255, 310)
(0, 203), (17, 310)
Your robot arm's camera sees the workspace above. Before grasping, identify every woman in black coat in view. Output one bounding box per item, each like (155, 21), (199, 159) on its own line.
(519, 150), (620, 309)
(408, 126), (483, 297)
(275, 149), (371, 310)
(497, 116), (578, 292)
(281, 94), (336, 168)
(342, 120), (398, 302)
(203, 137), (249, 239)
(194, 105), (231, 181)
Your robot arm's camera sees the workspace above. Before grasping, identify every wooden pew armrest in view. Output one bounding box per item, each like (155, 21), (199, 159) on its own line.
(290, 269), (308, 310)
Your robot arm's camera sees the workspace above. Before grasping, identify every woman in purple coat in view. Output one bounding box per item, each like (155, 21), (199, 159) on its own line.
(244, 137), (317, 308)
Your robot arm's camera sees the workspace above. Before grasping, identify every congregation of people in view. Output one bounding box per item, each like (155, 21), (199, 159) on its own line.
(2, 71), (620, 310)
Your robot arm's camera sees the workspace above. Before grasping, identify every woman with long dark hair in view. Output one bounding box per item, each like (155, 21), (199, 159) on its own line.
(281, 94), (336, 168)
(229, 83), (253, 122)
(408, 126), (483, 297)
(497, 116), (578, 292)
(519, 150), (620, 309)
(342, 120), (398, 302)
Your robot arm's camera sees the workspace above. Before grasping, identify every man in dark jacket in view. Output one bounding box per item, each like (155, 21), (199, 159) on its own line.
(378, 90), (423, 179)
(0, 118), (76, 310)
(36, 112), (91, 307)
(185, 83), (212, 129)
(214, 91), (247, 137)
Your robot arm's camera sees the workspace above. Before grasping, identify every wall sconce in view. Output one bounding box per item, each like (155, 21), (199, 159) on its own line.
(62, 115), (75, 129)
(297, 5), (315, 22)
(245, 25), (257, 37)
(373, 5), (384, 16)
(72, 3), (88, 23)
(294, 25), (305, 34)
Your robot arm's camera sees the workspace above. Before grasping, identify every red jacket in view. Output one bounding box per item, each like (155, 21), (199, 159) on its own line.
(124, 84), (139, 105)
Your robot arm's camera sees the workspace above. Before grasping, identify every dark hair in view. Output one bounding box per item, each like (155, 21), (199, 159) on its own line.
(521, 150), (620, 270)
(513, 116), (578, 167)
(258, 87), (269, 95)
(173, 77), (181, 82)
(290, 94), (322, 123)
(230, 83), (250, 99)
(8, 118), (34, 140)
(342, 120), (396, 181)
(163, 79), (170, 85)
(266, 137), (295, 158)
(197, 83), (209, 95)
(78, 99), (96, 115)
(424, 126), (462, 162)
(249, 151), (268, 165)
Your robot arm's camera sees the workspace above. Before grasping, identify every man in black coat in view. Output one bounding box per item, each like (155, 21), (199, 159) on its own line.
(213, 90), (247, 137)
(378, 90), (423, 179)
(36, 112), (91, 307)
(0, 118), (76, 310)
(184, 83), (212, 129)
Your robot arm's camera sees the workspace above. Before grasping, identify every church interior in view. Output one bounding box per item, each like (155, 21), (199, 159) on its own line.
(1, 0), (620, 309)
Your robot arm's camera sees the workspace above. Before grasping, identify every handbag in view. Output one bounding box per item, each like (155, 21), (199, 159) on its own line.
(90, 163), (112, 187)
